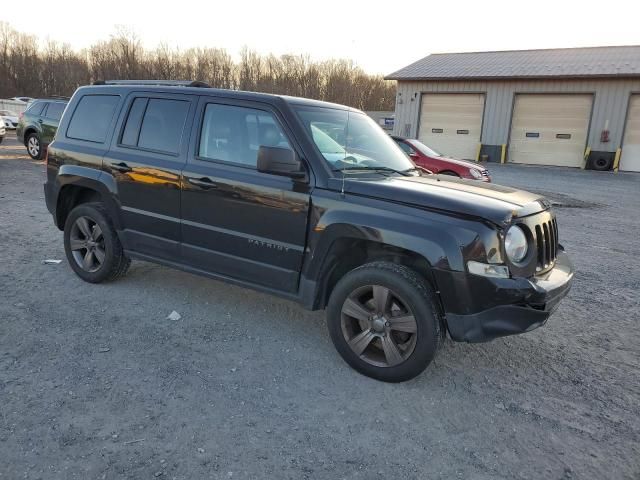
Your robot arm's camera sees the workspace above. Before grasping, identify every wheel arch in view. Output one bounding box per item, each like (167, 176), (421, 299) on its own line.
(54, 166), (122, 231)
(438, 170), (461, 177)
(308, 236), (444, 312)
(23, 127), (38, 145)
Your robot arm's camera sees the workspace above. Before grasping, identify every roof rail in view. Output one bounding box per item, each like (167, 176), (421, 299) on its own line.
(92, 80), (211, 88)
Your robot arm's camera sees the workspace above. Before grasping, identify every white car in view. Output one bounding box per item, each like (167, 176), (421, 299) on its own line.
(10, 96), (33, 103)
(0, 110), (19, 130)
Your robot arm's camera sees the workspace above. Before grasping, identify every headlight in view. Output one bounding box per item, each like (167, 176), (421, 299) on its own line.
(469, 169), (482, 179)
(504, 225), (528, 263)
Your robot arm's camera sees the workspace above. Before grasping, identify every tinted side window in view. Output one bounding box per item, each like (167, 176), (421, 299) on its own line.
(198, 104), (291, 167)
(46, 102), (66, 121)
(27, 101), (45, 116)
(136, 99), (189, 155)
(67, 95), (120, 143)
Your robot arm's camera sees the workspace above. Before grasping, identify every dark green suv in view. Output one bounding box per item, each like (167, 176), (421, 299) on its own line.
(16, 98), (68, 159)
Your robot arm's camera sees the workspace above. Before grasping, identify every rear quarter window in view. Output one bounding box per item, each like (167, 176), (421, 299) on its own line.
(26, 101), (45, 116)
(66, 95), (120, 143)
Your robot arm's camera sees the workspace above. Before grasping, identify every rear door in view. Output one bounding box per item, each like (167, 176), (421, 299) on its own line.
(41, 101), (66, 144)
(180, 97), (311, 293)
(105, 92), (196, 260)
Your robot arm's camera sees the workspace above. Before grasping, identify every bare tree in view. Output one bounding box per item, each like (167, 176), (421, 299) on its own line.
(0, 23), (395, 111)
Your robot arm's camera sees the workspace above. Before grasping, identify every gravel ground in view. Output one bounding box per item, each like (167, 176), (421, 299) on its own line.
(1, 133), (639, 479)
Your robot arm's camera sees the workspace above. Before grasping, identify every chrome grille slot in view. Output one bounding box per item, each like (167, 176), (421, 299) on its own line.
(543, 223), (549, 265)
(534, 217), (558, 272)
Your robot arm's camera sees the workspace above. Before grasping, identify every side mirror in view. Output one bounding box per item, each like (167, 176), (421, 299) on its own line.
(409, 151), (419, 158)
(257, 146), (306, 179)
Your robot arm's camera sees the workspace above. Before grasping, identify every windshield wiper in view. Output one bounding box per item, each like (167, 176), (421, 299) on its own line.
(333, 166), (414, 177)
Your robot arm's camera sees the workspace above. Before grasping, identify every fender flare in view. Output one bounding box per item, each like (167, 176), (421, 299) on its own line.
(304, 206), (485, 284)
(55, 165), (123, 230)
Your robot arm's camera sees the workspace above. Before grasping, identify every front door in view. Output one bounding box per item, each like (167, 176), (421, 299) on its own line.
(105, 93), (196, 260)
(181, 97), (311, 293)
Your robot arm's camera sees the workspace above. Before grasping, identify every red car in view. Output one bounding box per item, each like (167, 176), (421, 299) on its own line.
(392, 136), (491, 182)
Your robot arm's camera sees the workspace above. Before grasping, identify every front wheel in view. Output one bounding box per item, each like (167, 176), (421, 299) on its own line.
(327, 262), (444, 382)
(63, 202), (131, 283)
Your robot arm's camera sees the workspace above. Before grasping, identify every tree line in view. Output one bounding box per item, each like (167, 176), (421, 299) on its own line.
(0, 23), (395, 111)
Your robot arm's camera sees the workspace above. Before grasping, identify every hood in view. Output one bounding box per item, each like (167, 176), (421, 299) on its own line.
(436, 155), (486, 171)
(329, 174), (549, 225)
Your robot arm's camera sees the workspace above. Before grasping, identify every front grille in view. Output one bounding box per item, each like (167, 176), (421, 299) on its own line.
(480, 169), (490, 177)
(534, 217), (558, 272)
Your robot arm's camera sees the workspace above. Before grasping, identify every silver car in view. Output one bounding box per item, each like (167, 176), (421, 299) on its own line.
(0, 110), (19, 130)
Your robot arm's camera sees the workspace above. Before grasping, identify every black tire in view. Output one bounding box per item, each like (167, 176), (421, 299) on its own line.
(0, 136), (4, 144)
(63, 202), (131, 283)
(26, 133), (42, 160)
(327, 261), (444, 382)
(589, 155), (613, 171)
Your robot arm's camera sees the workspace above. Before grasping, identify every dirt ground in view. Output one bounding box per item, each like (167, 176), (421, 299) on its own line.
(1, 133), (639, 479)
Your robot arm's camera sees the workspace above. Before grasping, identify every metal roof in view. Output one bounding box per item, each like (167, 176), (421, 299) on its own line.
(386, 46), (640, 81)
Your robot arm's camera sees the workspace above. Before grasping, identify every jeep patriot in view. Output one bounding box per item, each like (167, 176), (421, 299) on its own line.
(44, 80), (573, 382)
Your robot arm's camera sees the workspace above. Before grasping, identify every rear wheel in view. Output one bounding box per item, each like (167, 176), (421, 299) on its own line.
(327, 261), (443, 382)
(26, 133), (42, 160)
(63, 203), (130, 283)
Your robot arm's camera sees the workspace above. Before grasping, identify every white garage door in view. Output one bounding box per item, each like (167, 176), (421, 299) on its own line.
(418, 93), (484, 160)
(620, 95), (640, 172)
(509, 94), (592, 167)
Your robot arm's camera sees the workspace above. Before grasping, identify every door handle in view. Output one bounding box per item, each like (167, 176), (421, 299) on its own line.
(187, 177), (217, 189)
(111, 162), (132, 173)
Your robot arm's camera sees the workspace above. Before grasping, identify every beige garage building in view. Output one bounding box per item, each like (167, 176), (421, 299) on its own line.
(386, 46), (640, 172)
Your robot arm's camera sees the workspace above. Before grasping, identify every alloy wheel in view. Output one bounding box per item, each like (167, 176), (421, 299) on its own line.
(69, 216), (106, 273)
(28, 136), (40, 158)
(340, 285), (418, 367)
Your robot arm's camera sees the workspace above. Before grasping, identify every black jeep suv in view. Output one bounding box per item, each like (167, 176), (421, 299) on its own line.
(44, 80), (573, 382)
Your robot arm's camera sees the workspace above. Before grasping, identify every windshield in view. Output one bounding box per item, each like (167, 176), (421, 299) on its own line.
(409, 139), (442, 157)
(295, 107), (414, 172)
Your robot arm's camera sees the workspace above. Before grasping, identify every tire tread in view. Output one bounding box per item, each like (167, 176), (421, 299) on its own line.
(64, 202), (130, 283)
(327, 260), (444, 382)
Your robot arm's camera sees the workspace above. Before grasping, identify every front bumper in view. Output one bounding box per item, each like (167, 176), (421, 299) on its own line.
(444, 250), (573, 342)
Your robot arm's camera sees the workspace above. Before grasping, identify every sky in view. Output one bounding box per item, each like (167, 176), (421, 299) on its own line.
(3, 0), (639, 75)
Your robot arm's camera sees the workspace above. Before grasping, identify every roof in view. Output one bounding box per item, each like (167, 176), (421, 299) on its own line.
(386, 46), (640, 81)
(82, 82), (358, 111)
